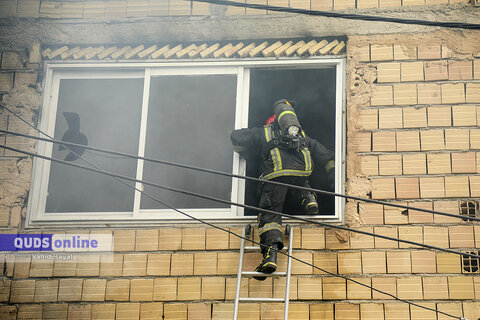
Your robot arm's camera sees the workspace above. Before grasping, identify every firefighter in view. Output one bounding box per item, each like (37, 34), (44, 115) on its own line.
(231, 99), (335, 280)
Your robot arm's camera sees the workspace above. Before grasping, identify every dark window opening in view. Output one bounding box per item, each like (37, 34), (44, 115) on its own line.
(244, 67), (336, 216)
(460, 200), (478, 221)
(462, 251), (480, 273)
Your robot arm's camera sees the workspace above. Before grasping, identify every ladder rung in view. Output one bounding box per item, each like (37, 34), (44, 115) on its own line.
(241, 271), (287, 277)
(244, 246), (289, 251)
(239, 297), (286, 302)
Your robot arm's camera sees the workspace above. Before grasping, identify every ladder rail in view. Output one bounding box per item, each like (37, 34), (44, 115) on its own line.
(233, 227), (247, 320)
(283, 227), (294, 320)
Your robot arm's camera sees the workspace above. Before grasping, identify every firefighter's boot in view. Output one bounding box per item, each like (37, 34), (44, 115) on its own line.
(302, 192), (318, 215)
(253, 244), (279, 281)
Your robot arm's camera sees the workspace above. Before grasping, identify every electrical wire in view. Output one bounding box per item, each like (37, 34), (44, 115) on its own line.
(190, 0), (480, 30)
(0, 106), (469, 320)
(2, 143), (479, 261)
(1, 128), (477, 223)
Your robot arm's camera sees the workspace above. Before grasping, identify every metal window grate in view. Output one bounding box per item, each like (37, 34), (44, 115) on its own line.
(459, 200), (478, 221)
(462, 251), (480, 273)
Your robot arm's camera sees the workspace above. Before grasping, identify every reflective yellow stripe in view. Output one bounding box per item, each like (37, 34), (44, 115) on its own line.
(258, 222), (282, 235)
(270, 148), (282, 172)
(233, 145), (245, 152)
(263, 169), (313, 180)
(301, 148), (312, 171)
(325, 160), (335, 173)
(264, 126), (271, 142)
(277, 110), (296, 122)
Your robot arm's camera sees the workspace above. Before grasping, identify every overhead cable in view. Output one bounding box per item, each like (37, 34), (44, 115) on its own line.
(2, 143), (478, 260)
(1, 127), (477, 223)
(190, 0), (480, 30)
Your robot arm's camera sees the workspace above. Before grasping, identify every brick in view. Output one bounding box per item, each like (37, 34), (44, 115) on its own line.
(201, 277), (225, 300)
(452, 152), (476, 173)
(52, 256), (77, 277)
(436, 252), (461, 273)
(116, 303), (140, 320)
(445, 176), (469, 197)
(394, 44), (416, 60)
(422, 277), (449, 299)
(10, 280), (35, 303)
(372, 131), (396, 152)
(403, 107), (427, 128)
(170, 253), (193, 276)
(301, 228), (325, 249)
(379, 108), (402, 129)
(182, 228), (206, 250)
(146, 253), (170, 276)
(158, 228), (181, 250)
(471, 129), (480, 149)
(385, 201), (408, 224)
(313, 252), (337, 275)
(153, 278), (177, 301)
(452, 105), (477, 127)
(372, 277), (396, 299)
(206, 228), (229, 250)
(61, 2), (83, 19)
(397, 277), (423, 299)
(424, 60), (448, 81)
(398, 226), (423, 248)
(106, 279), (130, 301)
(194, 252), (218, 275)
(410, 303), (437, 320)
(374, 226), (399, 249)
(360, 155), (379, 176)
(350, 227), (374, 249)
(249, 277), (273, 298)
(297, 277), (322, 300)
(0, 73), (14, 91)
(291, 251), (313, 274)
(287, 304), (309, 320)
(0, 0), (17, 18)
(310, 304), (334, 319)
(411, 250), (436, 273)
(358, 203), (384, 225)
(371, 178), (395, 200)
(441, 83), (465, 104)
(449, 276), (475, 299)
(475, 60), (480, 79)
(188, 303), (211, 320)
(351, 132), (371, 153)
(449, 60), (473, 80)
(325, 229), (350, 250)
(427, 106), (451, 127)
(322, 277), (346, 300)
(273, 277), (297, 300)
(449, 225), (474, 248)
(346, 277), (371, 300)
(371, 44), (393, 61)
(82, 279), (106, 302)
(463, 302), (480, 320)
(420, 176), (445, 198)
(394, 83), (417, 106)
(362, 251), (386, 274)
(122, 254), (146, 276)
(67, 306), (91, 320)
(371, 85), (393, 106)
(100, 254), (122, 277)
(333, 0), (356, 9)
(17, 305), (42, 320)
(42, 304), (67, 319)
(360, 303), (383, 320)
(113, 230), (135, 252)
(139, 303), (164, 320)
(58, 279), (83, 302)
(396, 131), (420, 151)
(91, 303), (115, 320)
(437, 303), (463, 320)
(338, 252), (362, 274)
(427, 153), (451, 174)
(130, 279), (154, 302)
(401, 61), (424, 81)
(433, 200), (460, 223)
(377, 62), (400, 83)
(424, 226), (449, 248)
(0, 279), (10, 303)
(29, 259), (53, 277)
(402, 153), (426, 175)
(225, 278), (247, 300)
(334, 303), (359, 319)
(33, 279), (57, 303)
(358, 109), (378, 130)
(417, 83), (441, 104)
(386, 251), (411, 273)
(418, 45), (441, 60)
(1, 52), (23, 70)
(349, 45), (370, 63)
(470, 175), (480, 197)
(408, 201), (433, 224)
(135, 229), (158, 251)
(466, 83), (480, 103)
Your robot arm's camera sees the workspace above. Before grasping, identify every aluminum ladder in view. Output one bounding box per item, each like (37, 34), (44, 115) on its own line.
(233, 224), (294, 320)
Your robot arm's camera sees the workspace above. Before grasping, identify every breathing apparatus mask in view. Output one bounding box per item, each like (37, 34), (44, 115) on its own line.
(272, 99), (304, 151)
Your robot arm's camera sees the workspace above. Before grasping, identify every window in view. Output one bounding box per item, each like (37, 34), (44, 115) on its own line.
(27, 59), (345, 226)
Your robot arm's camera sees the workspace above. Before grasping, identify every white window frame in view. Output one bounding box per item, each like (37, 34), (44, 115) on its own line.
(26, 58), (346, 227)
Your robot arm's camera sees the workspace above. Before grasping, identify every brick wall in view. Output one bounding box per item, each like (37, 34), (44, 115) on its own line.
(0, 0), (473, 19)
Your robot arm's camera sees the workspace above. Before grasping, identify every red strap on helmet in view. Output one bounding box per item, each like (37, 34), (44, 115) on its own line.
(265, 114), (276, 125)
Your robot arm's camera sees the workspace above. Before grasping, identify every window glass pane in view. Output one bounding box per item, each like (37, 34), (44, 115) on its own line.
(46, 78), (143, 213)
(141, 74), (236, 210)
(247, 68), (336, 215)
